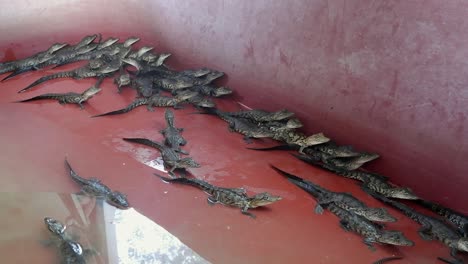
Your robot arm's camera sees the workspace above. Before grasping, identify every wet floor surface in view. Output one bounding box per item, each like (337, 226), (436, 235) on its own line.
(0, 64), (467, 263)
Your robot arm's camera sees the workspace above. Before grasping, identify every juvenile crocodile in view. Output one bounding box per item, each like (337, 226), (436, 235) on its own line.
(246, 142), (361, 158)
(415, 200), (468, 238)
(16, 78), (102, 109)
(92, 91), (197, 117)
(44, 217), (94, 264)
(44, 217), (67, 239)
(270, 165), (396, 222)
(273, 130), (330, 153)
(155, 174), (282, 218)
(51, 36), (137, 69)
(224, 109), (295, 123)
(122, 138), (200, 175)
(198, 108), (275, 143)
(178, 91), (215, 108)
(261, 118), (303, 132)
(160, 108), (188, 154)
(307, 160), (419, 200)
(190, 85), (233, 97)
(0, 42), (67, 76)
(156, 71), (224, 92)
(65, 158), (130, 209)
(18, 56), (115, 93)
(294, 152), (379, 171)
(2, 35), (98, 81)
(328, 202), (413, 249)
(370, 192), (468, 258)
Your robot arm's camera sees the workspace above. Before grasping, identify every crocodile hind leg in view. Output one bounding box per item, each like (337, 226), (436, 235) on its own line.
(339, 219), (351, 231)
(363, 237), (377, 251)
(314, 196), (336, 214)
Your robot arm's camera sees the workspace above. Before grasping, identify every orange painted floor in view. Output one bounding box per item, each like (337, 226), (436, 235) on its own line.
(0, 63), (466, 263)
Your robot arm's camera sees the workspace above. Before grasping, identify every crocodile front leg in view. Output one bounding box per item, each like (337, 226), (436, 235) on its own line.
(241, 205), (256, 219)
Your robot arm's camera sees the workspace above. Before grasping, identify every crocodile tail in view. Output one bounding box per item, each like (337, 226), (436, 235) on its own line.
(64, 158), (88, 185)
(16, 93), (61, 102)
(154, 173), (212, 192)
(18, 71), (75, 93)
(1, 67), (33, 82)
(91, 98), (148, 117)
(368, 191), (420, 222)
(0, 63), (16, 74)
(372, 256), (403, 264)
(122, 138), (164, 151)
(269, 165), (322, 196)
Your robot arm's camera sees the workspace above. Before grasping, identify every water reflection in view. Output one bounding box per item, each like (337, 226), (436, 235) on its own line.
(0, 192), (209, 263)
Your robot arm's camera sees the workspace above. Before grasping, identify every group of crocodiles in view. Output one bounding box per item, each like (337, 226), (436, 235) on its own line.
(1, 34), (467, 264)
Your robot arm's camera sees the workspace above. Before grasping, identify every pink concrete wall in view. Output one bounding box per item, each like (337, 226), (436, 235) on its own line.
(1, 0), (467, 211)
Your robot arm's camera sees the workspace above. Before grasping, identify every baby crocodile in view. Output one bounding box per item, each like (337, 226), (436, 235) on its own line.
(2, 35), (98, 81)
(16, 78), (102, 109)
(294, 152), (379, 171)
(156, 71), (224, 91)
(310, 161), (419, 200)
(246, 142), (361, 159)
(44, 217), (94, 264)
(160, 108), (188, 154)
(270, 165), (396, 222)
(370, 192), (468, 258)
(415, 200), (468, 237)
(44, 217), (67, 238)
(92, 91), (197, 117)
(122, 138), (200, 175)
(65, 158), (130, 209)
(190, 85), (233, 97)
(328, 202), (414, 249)
(197, 108), (275, 143)
(224, 109), (295, 122)
(155, 174), (282, 218)
(273, 130), (330, 153)
(0, 43), (67, 75)
(19, 57), (109, 93)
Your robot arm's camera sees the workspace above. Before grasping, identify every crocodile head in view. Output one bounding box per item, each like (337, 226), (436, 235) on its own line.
(378, 230), (414, 246)
(114, 73), (131, 88)
(249, 192), (282, 207)
(175, 90), (198, 101)
(195, 98), (216, 108)
(107, 191), (130, 209)
(153, 53), (172, 66)
(82, 85), (102, 100)
(134, 46), (154, 58)
(178, 157), (201, 168)
(122, 58), (141, 71)
(212, 86), (233, 97)
(361, 208), (397, 222)
(98, 37), (119, 50)
(203, 71), (225, 83)
(44, 217), (66, 237)
(79, 34), (98, 46)
(305, 133), (331, 146)
(123, 36), (140, 47)
(286, 118), (303, 129)
(47, 43), (68, 54)
(387, 187), (419, 200)
(456, 238), (468, 252)
(352, 153), (380, 164)
(272, 109), (295, 120)
(142, 53), (159, 63)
